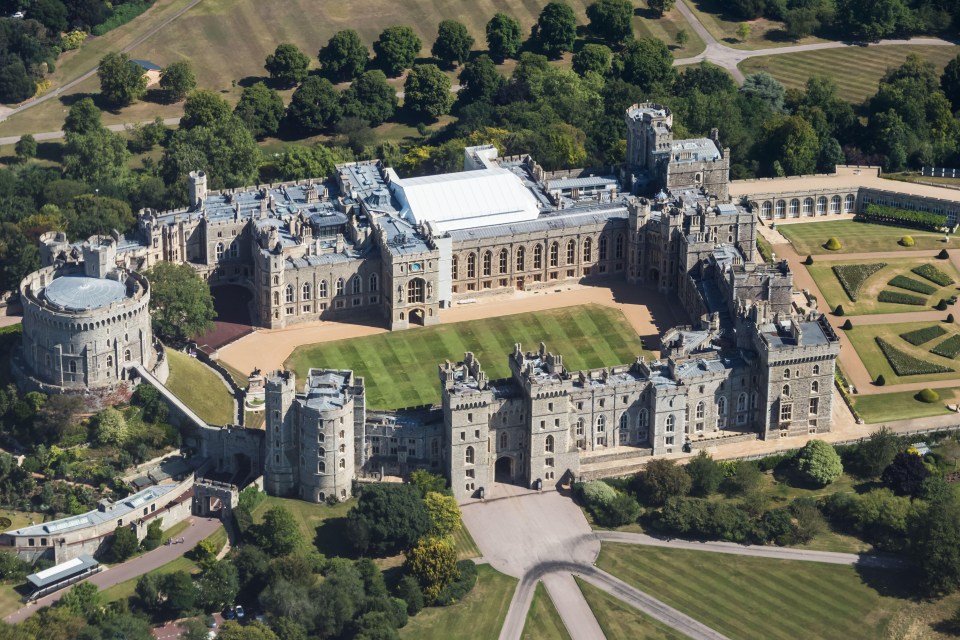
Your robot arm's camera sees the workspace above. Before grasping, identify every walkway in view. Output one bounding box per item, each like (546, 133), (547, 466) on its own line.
(4, 516), (222, 624)
(129, 362), (208, 429)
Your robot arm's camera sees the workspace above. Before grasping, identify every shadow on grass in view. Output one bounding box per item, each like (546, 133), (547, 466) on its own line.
(855, 564), (921, 601)
(314, 516), (356, 558)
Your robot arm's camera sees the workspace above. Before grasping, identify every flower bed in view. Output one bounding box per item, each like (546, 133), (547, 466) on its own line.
(887, 275), (937, 295)
(899, 325), (947, 346)
(931, 334), (960, 359)
(875, 337), (953, 376)
(877, 290), (926, 305)
(912, 264), (954, 287)
(832, 263), (886, 301)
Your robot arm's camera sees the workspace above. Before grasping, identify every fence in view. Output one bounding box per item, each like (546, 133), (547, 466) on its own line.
(923, 167), (960, 179)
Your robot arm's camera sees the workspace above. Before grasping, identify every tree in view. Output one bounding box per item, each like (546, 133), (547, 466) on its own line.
(15, 134), (36, 162)
(62, 127), (129, 187)
(675, 28), (689, 47)
(94, 406), (127, 446)
(181, 90), (233, 130)
(410, 469), (447, 497)
(314, 560), (365, 638)
(161, 115), (260, 189)
(234, 82), (285, 138)
(432, 20), (474, 68)
(160, 61), (196, 103)
(64, 98), (103, 136)
(587, 0), (634, 44)
(342, 70), (397, 127)
(759, 114), (819, 176)
(218, 621), (280, 640)
(110, 524), (138, 562)
(197, 560), (239, 612)
(265, 43), (310, 87)
(0, 59), (36, 103)
(287, 76), (342, 133)
(796, 439), (843, 486)
(572, 44), (612, 77)
(532, 2), (577, 58)
(60, 582), (101, 619)
(882, 451), (931, 496)
(913, 485), (960, 595)
(374, 26), (422, 76)
(97, 52), (147, 106)
(424, 491), (461, 537)
(345, 484), (431, 555)
(686, 451), (723, 496)
(274, 145), (338, 181)
(319, 30), (369, 81)
(162, 571), (198, 615)
(181, 619), (212, 640)
(740, 72), (785, 112)
(136, 572), (162, 610)
(396, 575), (424, 615)
(834, 304), (844, 315)
(943, 55), (960, 111)
(256, 506), (302, 556)
(736, 22), (752, 42)
(144, 261), (216, 343)
(63, 194), (134, 239)
(726, 460), (763, 496)
(650, 0), (677, 16)
(403, 64), (453, 121)
(32, 0), (69, 32)
(835, 0), (909, 41)
(142, 518), (163, 551)
(405, 536), (459, 602)
(486, 13), (522, 63)
(636, 458), (692, 506)
(850, 427), (899, 477)
(613, 38), (675, 91)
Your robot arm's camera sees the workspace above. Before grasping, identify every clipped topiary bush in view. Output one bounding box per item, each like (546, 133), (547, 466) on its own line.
(917, 388), (940, 403)
(899, 235), (915, 247)
(948, 313), (955, 323)
(804, 255), (814, 265)
(875, 374), (885, 386)
(936, 299), (949, 311)
(841, 319), (853, 330)
(938, 249), (949, 259)
(824, 237), (842, 251)
(835, 304), (844, 316)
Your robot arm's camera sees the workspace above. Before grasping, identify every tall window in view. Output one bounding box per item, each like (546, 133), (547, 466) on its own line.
(352, 277), (361, 294)
(483, 251), (492, 276)
(812, 364), (820, 375)
(619, 413), (628, 430)
(830, 195), (841, 214)
(803, 197), (814, 215)
(465, 446), (474, 464)
(817, 196), (827, 215)
(789, 199), (800, 217)
(534, 244), (543, 269)
(583, 237), (592, 262)
(336, 278), (344, 296)
(665, 415), (675, 432)
(545, 435), (554, 453)
(516, 246), (525, 271)
(500, 432), (508, 449)
(809, 397), (819, 415)
(775, 200), (785, 217)
(718, 397), (727, 416)
(215, 242), (224, 259)
(844, 194), (855, 212)
(615, 234), (624, 259)
(499, 249), (508, 274)
(811, 381), (819, 394)
(783, 368), (791, 379)
(369, 273), (379, 292)
(230, 242), (239, 258)
(467, 253), (476, 278)
(302, 282), (311, 300)
(576, 419), (584, 435)
(696, 401), (705, 420)
(408, 279), (425, 303)
(782, 384), (791, 397)
(637, 409), (648, 431)
(596, 415), (605, 432)
(566, 240), (576, 264)
(549, 242), (559, 267)
(781, 403), (792, 422)
(737, 393), (747, 412)
(451, 256), (459, 280)
(319, 280), (328, 298)
(285, 285), (294, 303)
(273, 291), (279, 306)
(599, 235), (608, 260)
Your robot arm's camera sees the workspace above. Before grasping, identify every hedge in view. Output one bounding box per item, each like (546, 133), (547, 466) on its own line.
(92, 2), (154, 36)
(912, 264), (954, 287)
(875, 337), (954, 376)
(931, 334), (960, 359)
(856, 203), (948, 231)
(899, 325), (947, 345)
(918, 388), (940, 403)
(832, 263), (886, 301)
(877, 290), (926, 305)
(887, 275), (937, 295)
(435, 560), (478, 606)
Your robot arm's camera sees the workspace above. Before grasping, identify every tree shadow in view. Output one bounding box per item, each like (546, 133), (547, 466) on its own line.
(854, 564), (921, 601)
(237, 75), (271, 89)
(35, 141), (63, 162)
(313, 516), (357, 558)
(635, 6), (660, 20)
(688, 0), (742, 23)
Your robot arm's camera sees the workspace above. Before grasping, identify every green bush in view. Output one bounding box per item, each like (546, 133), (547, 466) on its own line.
(841, 319), (853, 330)
(899, 235), (915, 246)
(877, 290), (926, 305)
(931, 335), (960, 359)
(832, 263), (886, 301)
(804, 255), (814, 265)
(834, 304), (844, 316)
(938, 249), (949, 259)
(824, 237), (842, 251)
(875, 374), (885, 386)
(888, 275), (937, 295)
(435, 560), (477, 606)
(92, 2), (153, 36)
(875, 337), (954, 376)
(912, 264), (954, 287)
(899, 325), (947, 345)
(856, 203), (947, 231)
(61, 31), (87, 51)
(756, 237), (773, 263)
(795, 440), (843, 486)
(918, 388), (940, 403)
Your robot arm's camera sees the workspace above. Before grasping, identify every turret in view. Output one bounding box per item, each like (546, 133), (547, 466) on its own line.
(188, 171), (207, 210)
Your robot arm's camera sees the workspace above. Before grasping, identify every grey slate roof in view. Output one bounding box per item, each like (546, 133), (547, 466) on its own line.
(43, 275), (127, 311)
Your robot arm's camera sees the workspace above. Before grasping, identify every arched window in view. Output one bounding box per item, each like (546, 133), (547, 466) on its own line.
(775, 200), (785, 218)
(407, 278), (425, 303)
(761, 201), (772, 218)
(596, 415), (605, 432)
(803, 197), (814, 216)
(285, 285), (294, 303)
(318, 462), (325, 473)
(352, 277), (361, 294)
(318, 447), (325, 457)
(318, 433), (325, 442)
(718, 397), (727, 416)
(696, 401), (705, 420)
(534, 244), (543, 269)
(467, 253), (476, 278)
(230, 242), (239, 258)
(817, 196), (827, 215)
(369, 273), (379, 292)
(465, 446), (474, 464)
(549, 242), (559, 267)
(583, 237), (592, 262)
(124, 349), (131, 362)
(637, 409), (648, 430)
(665, 414), (675, 432)
(599, 235), (608, 260)
(737, 393), (747, 412)
(215, 242), (224, 259)
(790, 199), (800, 217)
(339, 444), (345, 453)
(813, 364), (820, 375)
(483, 251), (492, 276)
(499, 248), (508, 274)
(451, 256), (459, 280)
(273, 291), (279, 306)
(106, 355), (113, 368)
(302, 282), (311, 300)
(783, 368), (791, 379)
(567, 240), (576, 264)
(319, 280), (328, 298)
(615, 234), (625, 259)
(782, 384), (791, 396)
(545, 435), (554, 453)
(811, 380), (819, 394)
(273, 275), (279, 285)
(336, 278), (344, 296)
(500, 432), (508, 449)
(619, 413), (628, 430)
(844, 194), (855, 212)
(339, 459), (345, 469)
(516, 246), (525, 271)
(830, 195), (841, 214)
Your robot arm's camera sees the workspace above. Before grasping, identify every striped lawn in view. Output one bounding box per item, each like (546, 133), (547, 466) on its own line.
(576, 577), (688, 640)
(283, 304), (647, 410)
(521, 582), (571, 640)
(596, 543), (904, 640)
(739, 45), (960, 104)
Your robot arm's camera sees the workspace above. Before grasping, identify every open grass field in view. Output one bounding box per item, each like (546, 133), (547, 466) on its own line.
(284, 305), (648, 411)
(164, 348), (235, 425)
(452, 524), (481, 560)
(521, 582), (571, 640)
(400, 564), (517, 640)
(596, 543), (918, 640)
(851, 389), (956, 424)
(807, 257), (960, 315)
(683, 0), (827, 49)
(635, 1), (705, 58)
(740, 45), (960, 104)
(249, 495), (355, 556)
(845, 321), (960, 385)
(576, 577), (688, 639)
(778, 220), (950, 255)
(0, 583), (22, 619)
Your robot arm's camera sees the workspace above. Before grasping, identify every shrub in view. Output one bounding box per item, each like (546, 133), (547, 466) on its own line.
(912, 264), (954, 287)
(824, 237), (842, 250)
(899, 235), (915, 246)
(882, 452), (931, 497)
(936, 299), (949, 311)
(832, 263), (886, 301)
(795, 440), (843, 486)
(636, 459), (692, 506)
(841, 319), (853, 330)
(804, 255), (813, 265)
(875, 374), (885, 386)
(949, 314), (956, 323)
(899, 325), (947, 345)
(875, 337), (953, 376)
(435, 560), (477, 606)
(856, 203), (947, 231)
(931, 335), (960, 359)
(918, 388), (941, 403)
(835, 304), (844, 316)
(92, 2), (153, 36)
(938, 249), (949, 259)
(877, 290), (926, 305)
(888, 275), (937, 295)
(61, 31), (87, 51)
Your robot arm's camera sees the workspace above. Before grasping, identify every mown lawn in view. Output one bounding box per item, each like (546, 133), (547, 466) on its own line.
(164, 348), (235, 425)
(684, 0), (828, 49)
(740, 44), (960, 103)
(452, 524), (481, 560)
(284, 305), (648, 411)
(101, 555), (199, 603)
(521, 582), (570, 640)
(779, 220), (949, 256)
(400, 564), (516, 640)
(852, 390), (956, 424)
(845, 321), (960, 386)
(0, 582), (23, 619)
(576, 577), (688, 640)
(249, 495), (356, 557)
(595, 543), (911, 640)
(635, 0), (706, 58)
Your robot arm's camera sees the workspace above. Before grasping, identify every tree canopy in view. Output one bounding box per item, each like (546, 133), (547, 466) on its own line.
(234, 82), (285, 139)
(342, 70), (397, 127)
(403, 64), (454, 121)
(532, 2), (577, 58)
(373, 26), (422, 77)
(143, 261), (216, 343)
(319, 30), (369, 81)
(159, 60), (196, 103)
(345, 483), (431, 555)
(97, 52), (147, 106)
(265, 43), (311, 87)
(796, 439), (843, 486)
(486, 13), (522, 63)
(432, 20), (474, 68)
(587, 0), (634, 44)
(287, 76), (342, 133)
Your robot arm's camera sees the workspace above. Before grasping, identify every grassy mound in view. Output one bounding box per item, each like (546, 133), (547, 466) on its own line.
(898, 325), (947, 346)
(832, 263), (886, 301)
(917, 388), (940, 403)
(912, 264), (954, 286)
(875, 337), (953, 376)
(824, 237), (842, 251)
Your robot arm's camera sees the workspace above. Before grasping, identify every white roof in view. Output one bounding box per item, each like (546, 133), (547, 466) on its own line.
(390, 168), (541, 233)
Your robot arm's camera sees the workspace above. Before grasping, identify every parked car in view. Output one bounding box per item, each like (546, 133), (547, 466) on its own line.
(235, 605), (245, 620)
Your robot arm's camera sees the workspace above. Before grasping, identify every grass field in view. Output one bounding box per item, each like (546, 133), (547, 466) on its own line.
(0, 583), (22, 619)
(249, 495), (355, 557)
(596, 543), (914, 640)
(807, 257), (960, 315)
(846, 321), (960, 385)
(285, 305), (648, 411)
(400, 564), (516, 640)
(521, 582), (570, 640)
(452, 525), (481, 560)
(852, 389), (956, 424)
(576, 578), (688, 639)
(164, 348), (235, 425)
(740, 45), (960, 103)
(778, 220), (949, 256)
(684, 0), (827, 49)
(100, 554), (198, 603)
(635, 1), (705, 58)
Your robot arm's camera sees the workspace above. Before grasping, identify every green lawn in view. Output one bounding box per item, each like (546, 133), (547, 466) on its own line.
(0, 583), (23, 619)
(249, 495), (356, 557)
(684, 0), (828, 49)
(845, 321), (960, 386)
(400, 564), (516, 640)
(807, 257), (960, 315)
(452, 525), (481, 560)
(284, 305), (648, 411)
(740, 44), (960, 103)
(635, 1), (706, 58)
(164, 348), (235, 425)
(852, 390), (956, 424)
(576, 577), (688, 640)
(521, 582), (571, 640)
(779, 220), (949, 256)
(596, 543), (910, 640)
(100, 555), (198, 603)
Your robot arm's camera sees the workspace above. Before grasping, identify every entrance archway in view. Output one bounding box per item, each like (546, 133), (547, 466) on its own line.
(410, 308), (425, 326)
(495, 456), (513, 483)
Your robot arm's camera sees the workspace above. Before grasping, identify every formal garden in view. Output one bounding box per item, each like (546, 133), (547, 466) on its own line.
(844, 320), (960, 386)
(778, 220), (950, 256)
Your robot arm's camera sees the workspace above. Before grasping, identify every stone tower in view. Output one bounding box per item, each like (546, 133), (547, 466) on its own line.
(264, 370), (297, 496)
(188, 170), (207, 210)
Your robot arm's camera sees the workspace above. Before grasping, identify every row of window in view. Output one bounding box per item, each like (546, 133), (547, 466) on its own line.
(760, 195), (855, 218)
(452, 236), (625, 280)
(275, 274), (380, 306)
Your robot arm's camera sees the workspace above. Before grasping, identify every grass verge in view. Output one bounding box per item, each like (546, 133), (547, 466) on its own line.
(576, 577), (687, 639)
(452, 525), (481, 560)
(521, 582), (571, 640)
(851, 390), (956, 424)
(778, 220), (948, 255)
(164, 348), (235, 425)
(846, 322), (960, 385)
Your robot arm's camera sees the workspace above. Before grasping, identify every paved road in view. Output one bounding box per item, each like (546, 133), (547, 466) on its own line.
(4, 516), (222, 624)
(0, 117), (182, 146)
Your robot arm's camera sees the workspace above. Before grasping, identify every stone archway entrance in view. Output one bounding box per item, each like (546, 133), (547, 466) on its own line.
(410, 308), (425, 326)
(495, 456), (514, 483)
